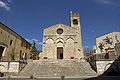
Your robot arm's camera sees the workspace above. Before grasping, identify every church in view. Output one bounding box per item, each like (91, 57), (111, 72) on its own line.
(42, 11), (83, 60)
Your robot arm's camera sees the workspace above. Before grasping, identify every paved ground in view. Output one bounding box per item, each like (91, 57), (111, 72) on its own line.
(0, 76), (120, 80)
(0, 78), (87, 80)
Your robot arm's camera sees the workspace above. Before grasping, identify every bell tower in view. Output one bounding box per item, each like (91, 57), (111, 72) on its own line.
(70, 11), (80, 29)
(70, 11), (83, 59)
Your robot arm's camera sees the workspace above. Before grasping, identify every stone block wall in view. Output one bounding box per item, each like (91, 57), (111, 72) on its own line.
(96, 60), (113, 74)
(0, 61), (27, 74)
(115, 42), (120, 57)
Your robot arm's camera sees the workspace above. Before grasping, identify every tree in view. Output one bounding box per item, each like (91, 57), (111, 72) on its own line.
(30, 40), (40, 60)
(84, 48), (92, 56)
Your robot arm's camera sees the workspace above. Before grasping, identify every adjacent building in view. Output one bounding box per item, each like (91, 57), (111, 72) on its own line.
(94, 31), (120, 53)
(87, 31), (120, 74)
(0, 22), (31, 61)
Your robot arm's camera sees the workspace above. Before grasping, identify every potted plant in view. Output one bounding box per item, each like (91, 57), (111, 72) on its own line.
(6, 76), (10, 80)
(98, 43), (104, 52)
(33, 57), (38, 60)
(61, 75), (65, 80)
(92, 49), (96, 53)
(44, 57), (47, 59)
(104, 36), (113, 50)
(71, 56), (74, 59)
(26, 75), (38, 80)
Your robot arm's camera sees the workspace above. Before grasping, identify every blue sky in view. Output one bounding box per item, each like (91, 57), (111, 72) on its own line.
(0, 0), (120, 50)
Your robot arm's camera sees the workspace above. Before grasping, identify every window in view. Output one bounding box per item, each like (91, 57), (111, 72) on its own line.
(105, 53), (109, 59)
(10, 40), (13, 46)
(73, 19), (78, 25)
(26, 44), (28, 49)
(25, 53), (27, 60)
(20, 51), (23, 60)
(115, 34), (119, 42)
(57, 28), (63, 34)
(21, 41), (23, 47)
(109, 38), (113, 43)
(103, 39), (107, 44)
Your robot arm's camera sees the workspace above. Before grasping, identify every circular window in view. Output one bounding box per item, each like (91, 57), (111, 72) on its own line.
(57, 28), (63, 34)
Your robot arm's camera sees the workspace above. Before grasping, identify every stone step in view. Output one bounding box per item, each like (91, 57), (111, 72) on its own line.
(19, 60), (98, 77)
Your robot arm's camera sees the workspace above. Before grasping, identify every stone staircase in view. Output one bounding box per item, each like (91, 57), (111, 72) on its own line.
(19, 59), (98, 77)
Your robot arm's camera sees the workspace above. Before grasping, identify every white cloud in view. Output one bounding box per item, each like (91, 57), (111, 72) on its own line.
(25, 38), (42, 45)
(32, 39), (38, 42)
(38, 42), (43, 45)
(93, 0), (119, 6)
(91, 30), (95, 33)
(0, 1), (10, 11)
(25, 38), (32, 43)
(83, 46), (90, 49)
(97, 0), (112, 4)
(7, 0), (12, 3)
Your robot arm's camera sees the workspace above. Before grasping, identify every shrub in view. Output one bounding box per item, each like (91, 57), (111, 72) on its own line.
(61, 75), (65, 80)
(30, 75), (33, 79)
(6, 76), (10, 80)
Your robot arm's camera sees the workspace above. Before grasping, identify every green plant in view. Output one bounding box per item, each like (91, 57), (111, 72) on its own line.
(30, 75), (33, 79)
(6, 76), (10, 80)
(84, 48), (91, 56)
(104, 37), (113, 50)
(98, 43), (104, 50)
(30, 40), (40, 59)
(87, 50), (92, 56)
(105, 37), (112, 45)
(34, 77), (38, 80)
(92, 49), (96, 53)
(61, 75), (65, 80)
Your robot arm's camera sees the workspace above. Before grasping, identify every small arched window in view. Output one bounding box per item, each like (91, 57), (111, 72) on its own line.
(73, 19), (78, 25)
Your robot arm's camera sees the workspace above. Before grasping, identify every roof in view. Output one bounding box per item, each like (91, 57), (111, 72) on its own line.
(0, 22), (31, 45)
(96, 31), (120, 39)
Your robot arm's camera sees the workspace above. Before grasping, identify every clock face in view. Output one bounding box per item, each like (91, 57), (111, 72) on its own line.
(57, 28), (63, 34)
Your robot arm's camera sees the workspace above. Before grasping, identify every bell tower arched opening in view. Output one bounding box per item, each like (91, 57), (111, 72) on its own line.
(73, 19), (78, 25)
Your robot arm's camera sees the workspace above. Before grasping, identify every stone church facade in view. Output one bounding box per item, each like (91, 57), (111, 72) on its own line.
(42, 11), (83, 59)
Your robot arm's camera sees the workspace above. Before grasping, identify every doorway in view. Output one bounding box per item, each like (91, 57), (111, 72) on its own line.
(0, 46), (5, 60)
(57, 47), (63, 59)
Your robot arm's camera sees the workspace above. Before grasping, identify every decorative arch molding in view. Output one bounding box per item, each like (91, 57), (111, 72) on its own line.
(56, 41), (64, 44)
(104, 63), (112, 71)
(45, 38), (54, 44)
(56, 37), (64, 44)
(57, 41), (64, 47)
(66, 37), (75, 42)
(46, 38), (54, 44)
(0, 42), (8, 47)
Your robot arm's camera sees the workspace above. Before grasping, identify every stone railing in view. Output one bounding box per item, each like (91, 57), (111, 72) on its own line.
(0, 61), (27, 74)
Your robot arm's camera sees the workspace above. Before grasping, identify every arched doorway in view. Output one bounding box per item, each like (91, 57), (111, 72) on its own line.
(57, 47), (63, 59)
(57, 41), (63, 59)
(0, 46), (5, 60)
